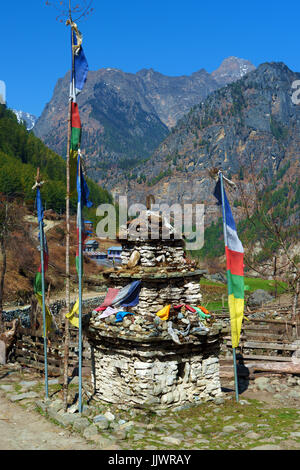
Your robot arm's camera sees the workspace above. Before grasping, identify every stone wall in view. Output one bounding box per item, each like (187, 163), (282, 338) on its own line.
(89, 332), (222, 410)
(2, 296), (105, 328)
(121, 242), (185, 268)
(106, 272), (203, 318)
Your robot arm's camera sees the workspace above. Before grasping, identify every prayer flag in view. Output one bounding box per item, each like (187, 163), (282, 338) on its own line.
(70, 26), (89, 100)
(34, 188), (53, 336)
(214, 178), (244, 348)
(34, 189), (49, 294)
(76, 155), (92, 274)
(65, 298), (80, 328)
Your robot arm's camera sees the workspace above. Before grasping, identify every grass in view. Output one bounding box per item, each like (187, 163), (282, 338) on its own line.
(200, 276), (289, 312)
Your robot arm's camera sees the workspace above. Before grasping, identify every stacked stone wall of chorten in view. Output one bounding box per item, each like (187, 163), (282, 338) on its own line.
(121, 241), (185, 268)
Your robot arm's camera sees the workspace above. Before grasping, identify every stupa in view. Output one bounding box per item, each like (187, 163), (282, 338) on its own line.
(86, 208), (223, 410)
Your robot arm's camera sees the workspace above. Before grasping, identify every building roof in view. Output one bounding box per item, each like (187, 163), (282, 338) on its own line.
(108, 246), (122, 251)
(85, 239), (99, 245)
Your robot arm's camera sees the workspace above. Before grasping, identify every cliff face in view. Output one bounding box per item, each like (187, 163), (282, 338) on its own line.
(136, 68), (218, 128)
(110, 62), (299, 225)
(33, 57), (255, 176)
(33, 69), (169, 174)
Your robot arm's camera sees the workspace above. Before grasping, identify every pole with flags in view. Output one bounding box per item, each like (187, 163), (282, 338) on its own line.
(63, 16), (89, 412)
(32, 169), (49, 399)
(77, 153), (92, 413)
(214, 170), (245, 402)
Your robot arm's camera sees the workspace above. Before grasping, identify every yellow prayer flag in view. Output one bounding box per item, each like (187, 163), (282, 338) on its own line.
(228, 294), (244, 348)
(35, 293), (53, 337)
(66, 298), (80, 328)
(156, 305), (171, 321)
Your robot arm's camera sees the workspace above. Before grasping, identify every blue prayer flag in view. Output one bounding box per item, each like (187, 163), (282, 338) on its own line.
(36, 188), (44, 224)
(70, 29), (89, 100)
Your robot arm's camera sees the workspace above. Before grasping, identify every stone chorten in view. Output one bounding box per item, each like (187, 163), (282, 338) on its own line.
(87, 209), (222, 410)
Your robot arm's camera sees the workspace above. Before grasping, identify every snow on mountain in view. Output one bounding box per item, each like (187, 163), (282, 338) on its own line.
(13, 110), (37, 131)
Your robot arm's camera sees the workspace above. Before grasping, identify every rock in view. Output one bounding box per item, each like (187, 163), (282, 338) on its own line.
(239, 399), (250, 405)
(163, 436), (182, 446)
(104, 411), (115, 422)
(9, 392), (39, 402)
(0, 384), (14, 392)
(288, 390), (300, 399)
(245, 431), (260, 439)
(222, 425), (237, 433)
(97, 436), (118, 449)
(36, 399), (51, 413)
(72, 416), (90, 433)
(251, 445), (282, 450)
(127, 250), (140, 268)
(123, 318), (132, 328)
(19, 380), (38, 389)
(213, 397), (225, 405)
(248, 289), (274, 307)
(113, 429), (128, 440)
(81, 405), (94, 418)
(120, 421), (134, 432)
(48, 378), (60, 385)
(83, 424), (99, 440)
(49, 399), (64, 413)
(129, 324), (143, 332)
(210, 272), (227, 284)
(49, 411), (77, 427)
(93, 415), (109, 430)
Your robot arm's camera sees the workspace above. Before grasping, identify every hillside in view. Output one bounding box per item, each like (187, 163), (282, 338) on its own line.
(0, 104), (112, 213)
(0, 104), (114, 304)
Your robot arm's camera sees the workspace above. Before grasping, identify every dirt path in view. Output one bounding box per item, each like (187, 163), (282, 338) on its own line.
(0, 391), (96, 450)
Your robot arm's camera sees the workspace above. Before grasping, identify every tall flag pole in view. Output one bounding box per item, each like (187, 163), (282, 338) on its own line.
(33, 170), (50, 399)
(78, 159), (83, 413)
(63, 18), (74, 413)
(65, 153), (92, 412)
(64, 17), (89, 413)
(214, 171), (244, 402)
(77, 154), (92, 413)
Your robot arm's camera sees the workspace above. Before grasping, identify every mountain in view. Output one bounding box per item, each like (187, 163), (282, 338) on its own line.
(33, 57), (255, 178)
(136, 68), (218, 128)
(211, 56), (256, 86)
(33, 69), (170, 178)
(110, 62), (300, 220)
(13, 110), (37, 131)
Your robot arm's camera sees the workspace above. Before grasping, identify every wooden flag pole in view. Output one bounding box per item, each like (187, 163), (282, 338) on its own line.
(33, 169), (48, 399)
(219, 171), (239, 403)
(78, 157), (83, 414)
(63, 7), (74, 413)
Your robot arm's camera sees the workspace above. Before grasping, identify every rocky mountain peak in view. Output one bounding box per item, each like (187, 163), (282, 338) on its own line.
(211, 56), (256, 86)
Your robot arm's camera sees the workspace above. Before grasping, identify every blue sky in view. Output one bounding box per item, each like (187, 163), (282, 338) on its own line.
(2, 0), (300, 117)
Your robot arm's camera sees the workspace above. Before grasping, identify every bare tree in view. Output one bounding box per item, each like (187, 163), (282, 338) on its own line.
(45, 0), (94, 23)
(237, 166), (299, 315)
(0, 197), (21, 328)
